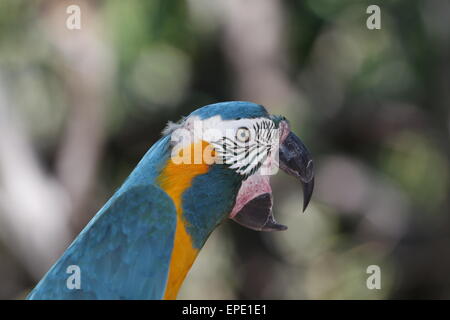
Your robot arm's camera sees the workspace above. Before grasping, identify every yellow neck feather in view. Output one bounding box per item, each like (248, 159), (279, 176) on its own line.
(157, 140), (214, 299)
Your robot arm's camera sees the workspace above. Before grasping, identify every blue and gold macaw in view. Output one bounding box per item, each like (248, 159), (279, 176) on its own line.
(27, 101), (314, 300)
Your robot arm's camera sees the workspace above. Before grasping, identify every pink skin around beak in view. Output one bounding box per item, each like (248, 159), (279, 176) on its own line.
(230, 121), (314, 232)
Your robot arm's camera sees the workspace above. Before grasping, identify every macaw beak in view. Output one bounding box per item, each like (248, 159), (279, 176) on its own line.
(279, 131), (315, 212)
(229, 129), (314, 232)
(230, 131), (314, 232)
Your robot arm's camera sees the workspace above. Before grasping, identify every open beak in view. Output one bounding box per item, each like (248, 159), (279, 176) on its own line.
(279, 132), (314, 212)
(229, 130), (314, 232)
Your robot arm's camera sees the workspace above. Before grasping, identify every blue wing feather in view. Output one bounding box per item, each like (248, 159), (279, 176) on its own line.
(27, 184), (176, 300)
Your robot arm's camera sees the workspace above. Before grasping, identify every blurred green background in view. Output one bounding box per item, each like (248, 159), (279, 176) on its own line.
(0, 0), (449, 299)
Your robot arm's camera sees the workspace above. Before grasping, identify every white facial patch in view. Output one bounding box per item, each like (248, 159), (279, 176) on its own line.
(168, 115), (282, 176)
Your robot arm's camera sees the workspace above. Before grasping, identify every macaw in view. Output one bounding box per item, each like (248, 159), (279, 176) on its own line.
(27, 101), (314, 300)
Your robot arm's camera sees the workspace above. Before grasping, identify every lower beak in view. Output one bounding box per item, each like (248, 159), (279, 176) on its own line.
(279, 132), (315, 212)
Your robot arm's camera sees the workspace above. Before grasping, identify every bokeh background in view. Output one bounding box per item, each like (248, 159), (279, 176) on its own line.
(0, 0), (449, 299)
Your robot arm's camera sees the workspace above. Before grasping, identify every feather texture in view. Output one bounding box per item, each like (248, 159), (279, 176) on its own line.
(27, 185), (177, 299)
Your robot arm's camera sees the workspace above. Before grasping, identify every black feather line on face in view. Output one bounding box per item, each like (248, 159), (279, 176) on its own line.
(211, 119), (279, 176)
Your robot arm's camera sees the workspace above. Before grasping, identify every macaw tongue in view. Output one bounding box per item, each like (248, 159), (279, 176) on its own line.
(230, 174), (287, 231)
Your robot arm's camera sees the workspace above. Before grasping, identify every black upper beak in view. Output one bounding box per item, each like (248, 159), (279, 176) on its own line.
(279, 132), (315, 212)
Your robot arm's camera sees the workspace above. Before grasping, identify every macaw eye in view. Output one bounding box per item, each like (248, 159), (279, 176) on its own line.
(236, 127), (251, 143)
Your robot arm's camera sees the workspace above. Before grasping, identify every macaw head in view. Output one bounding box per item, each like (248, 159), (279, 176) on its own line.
(160, 101), (314, 238)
